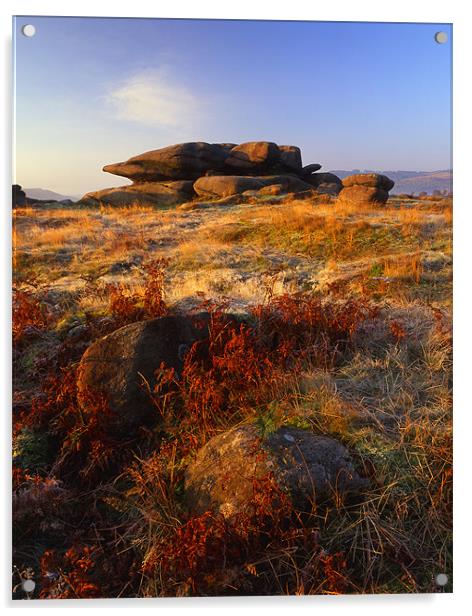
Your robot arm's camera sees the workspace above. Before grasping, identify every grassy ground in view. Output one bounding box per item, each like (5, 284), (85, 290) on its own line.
(12, 192), (452, 597)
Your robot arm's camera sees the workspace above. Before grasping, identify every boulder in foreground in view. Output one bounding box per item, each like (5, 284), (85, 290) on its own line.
(184, 424), (367, 518)
(77, 315), (210, 431)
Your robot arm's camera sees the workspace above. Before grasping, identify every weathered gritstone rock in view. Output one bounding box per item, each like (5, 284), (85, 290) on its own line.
(338, 185), (390, 204)
(80, 180), (195, 207)
(342, 173), (395, 191)
(225, 141), (281, 170)
(278, 145), (303, 171)
(82, 141), (345, 206)
(103, 142), (230, 182)
(184, 424), (367, 518)
(304, 172), (343, 195)
(194, 174), (314, 199)
(194, 175), (266, 199)
(77, 315), (211, 432)
(256, 184), (286, 196)
(338, 173), (395, 204)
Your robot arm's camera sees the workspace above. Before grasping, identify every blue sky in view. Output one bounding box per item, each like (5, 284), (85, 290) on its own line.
(13, 17), (452, 196)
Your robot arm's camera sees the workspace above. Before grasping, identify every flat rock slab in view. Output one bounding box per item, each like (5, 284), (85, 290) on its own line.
(80, 181), (194, 207)
(103, 142), (230, 182)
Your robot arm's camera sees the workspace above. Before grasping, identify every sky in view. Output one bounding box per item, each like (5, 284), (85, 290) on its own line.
(13, 17), (452, 196)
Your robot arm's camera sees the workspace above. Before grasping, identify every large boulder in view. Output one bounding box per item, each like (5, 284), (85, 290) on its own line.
(278, 145), (303, 171)
(194, 176), (266, 198)
(103, 142), (230, 182)
(193, 175), (312, 198)
(338, 173), (395, 205)
(193, 174), (313, 199)
(185, 424), (367, 518)
(225, 141), (280, 171)
(79, 181), (194, 207)
(77, 315), (210, 431)
(337, 185), (389, 204)
(342, 173), (395, 191)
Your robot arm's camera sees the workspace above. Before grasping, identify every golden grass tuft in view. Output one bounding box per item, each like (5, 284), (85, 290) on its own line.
(382, 251), (423, 283)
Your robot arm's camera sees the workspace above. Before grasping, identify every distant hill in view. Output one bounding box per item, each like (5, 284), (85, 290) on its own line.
(24, 188), (77, 201)
(329, 170), (452, 195)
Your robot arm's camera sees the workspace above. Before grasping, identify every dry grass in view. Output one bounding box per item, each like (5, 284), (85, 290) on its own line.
(12, 194), (452, 597)
(12, 195), (452, 314)
(382, 251), (423, 283)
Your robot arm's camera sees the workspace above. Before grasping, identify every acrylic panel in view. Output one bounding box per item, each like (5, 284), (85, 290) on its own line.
(12, 16), (452, 599)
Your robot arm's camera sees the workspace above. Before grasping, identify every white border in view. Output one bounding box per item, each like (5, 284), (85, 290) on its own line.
(1, 1), (469, 614)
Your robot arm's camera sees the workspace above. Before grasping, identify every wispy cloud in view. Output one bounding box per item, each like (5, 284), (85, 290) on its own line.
(104, 68), (202, 128)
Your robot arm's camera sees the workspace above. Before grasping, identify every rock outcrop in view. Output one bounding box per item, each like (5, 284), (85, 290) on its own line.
(77, 315), (210, 432)
(12, 184), (26, 208)
(80, 141), (335, 206)
(184, 424), (367, 518)
(80, 141), (394, 207)
(338, 173), (395, 204)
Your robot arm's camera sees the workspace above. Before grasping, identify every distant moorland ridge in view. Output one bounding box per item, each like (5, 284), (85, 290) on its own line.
(24, 188), (77, 201)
